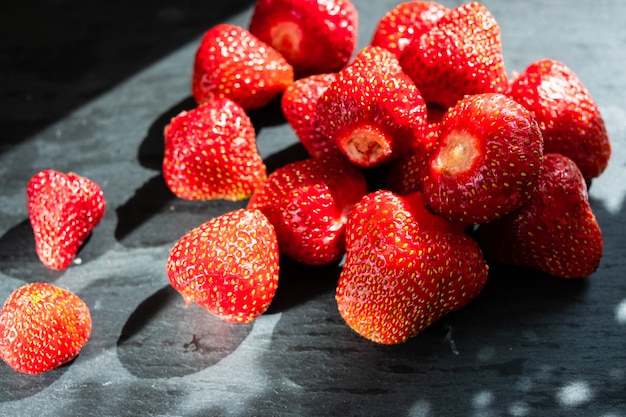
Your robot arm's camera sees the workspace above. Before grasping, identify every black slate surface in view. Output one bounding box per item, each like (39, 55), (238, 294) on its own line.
(1, 1), (625, 416)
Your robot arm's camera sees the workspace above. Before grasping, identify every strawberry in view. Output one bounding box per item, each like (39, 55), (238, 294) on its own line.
(0, 282), (91, 374)
(166, 208), (280, 323)
(506, 58), (611, 183)
(370, 1), (447, 57)
(26, 169), (106, 270)
(399, 2), (508, 109)
(422, 93), (544, 224)
(315, 45), (427, 168)
(477, 153), (603, 279)
(162, 98), (267, 201)
(248, 156), (367, 266)
(192, 23), (294, 110)
(280, 72), (341, 159)
(248, 0), (358, 78)
(336, 190), (487, 344)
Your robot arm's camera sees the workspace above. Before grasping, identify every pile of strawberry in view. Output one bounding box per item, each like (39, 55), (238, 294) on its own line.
(163, 0), (611, 344)
(2, 0), (613, 375)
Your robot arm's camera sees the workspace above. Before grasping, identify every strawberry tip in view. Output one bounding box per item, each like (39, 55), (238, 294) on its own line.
(432, 130), (480, 175)
(339, 124), (393, 167)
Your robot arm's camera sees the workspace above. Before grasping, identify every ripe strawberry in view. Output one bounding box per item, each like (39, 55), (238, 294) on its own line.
(26, 169), (106, 270)
(315, 45), (427, 168)
(399, 2), (508, 109)
(280, 72), (341, 159)
(422, 93), (544, 224)
(166, 208), (280, 323)
(0, 282), (92, 374)
(248, 0), (358, 78)
(477, 153), (603, 279)
(506, 58), (611, 183)
(192, 23), (294, 110)
(162, 98), (267, 201)
(370, 1), (447, 57)
(336, 190), (487, 344)
(248, 156), (367, 266)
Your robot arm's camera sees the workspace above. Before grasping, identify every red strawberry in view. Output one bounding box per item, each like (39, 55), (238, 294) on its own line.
(26, 169), (106, 270)
(248, 156), (367, 266)
(0, 282), (91, 374)
(162, 98), (267, 201)
(336, 190), (487, 344)
(166, 208), (280, 323)
(315, 45), (427, 168)
(280, 72), (341, 159)
(192, 23), (294, 110)
(370, 1), (447, 57)
(422, 93), (544, 224)
(248, 0), (358, 78)
(506, 58), (611, 183)
(399, 2), (508, 109)
(477, 153), (603, 279)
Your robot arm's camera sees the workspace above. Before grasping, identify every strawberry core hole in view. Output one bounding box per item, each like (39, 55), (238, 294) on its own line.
(340, 124), (392, 167)
(433, 130), (479, 175)
(270, 21), (302, 61)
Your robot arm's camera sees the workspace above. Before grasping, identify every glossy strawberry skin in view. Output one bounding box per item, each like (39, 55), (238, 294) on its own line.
(162, 98), (267, 201)
(280, 72), (341, 159)
(0, 283), (92, 374)
(370, 1), (447, 57)
(477, 153), (603, 279)
(27, 169), (106, 270)
(506, 59), (611, 183)
(248, 0), (358, 78)
(166, 209), (279, 323)
(192, 23), (294, 110)
(336, 190), (488, 344)
(248, 156), (368, 266)
(316, 46), (427, 168)
(422, 93), (544, 225)
(399, 2), (508, 109)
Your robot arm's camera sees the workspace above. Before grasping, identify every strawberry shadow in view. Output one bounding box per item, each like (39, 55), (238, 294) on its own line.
(116, 285), (252, 379)
(0, 361), (68, 403)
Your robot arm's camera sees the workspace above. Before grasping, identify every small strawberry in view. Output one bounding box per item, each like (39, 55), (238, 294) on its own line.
(27, 169), (106, 270)
(0, 282), (92, 374)
(248, 156), (367, 266)
(192, 23), (294, 110)
(166, 208), (280, 323)
(370, 1), (447, 57)
(248, 0), (358, 78)
(506, 58), (611, 183)
(399, 2), (508, 109)
(422, 93), (544, 224)
(477, 153), (603, 279)
(315, 45), (427, 168)
(336, 190), (487, 344)
(280, 72), (341, 159)
(162, 98), (267, 201)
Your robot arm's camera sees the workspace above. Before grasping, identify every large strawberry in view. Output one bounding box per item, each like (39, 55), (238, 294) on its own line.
(477, 153), (603, 279)
(370, 1), (447, 57)
(248, 156), (367, 266)
(192, 23), (294, 110)
(27, 169), (106, 270)
(399, 2), (508, 109)
(0, 282), (92, 374)
(162, 98), (267, 201)
(280, 72), (341, 159)
(166, 208), (279, 323)
(422, 93), (544, 225)
(506, 58), (611, 183)
(315, 45), (427, 168)
(248, 0), (358, 78)
(336, 190), (487, 344)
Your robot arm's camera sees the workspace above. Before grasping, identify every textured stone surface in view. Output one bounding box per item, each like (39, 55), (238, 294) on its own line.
(1, 1), (625, 416)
